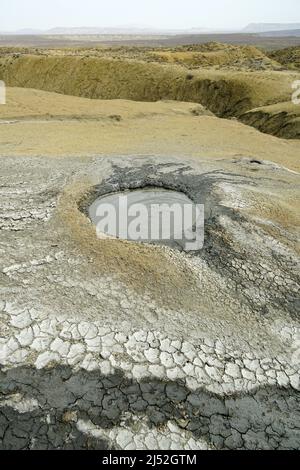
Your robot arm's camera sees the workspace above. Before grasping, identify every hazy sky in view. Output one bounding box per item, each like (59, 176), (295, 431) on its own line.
(1, 0), (299, 31)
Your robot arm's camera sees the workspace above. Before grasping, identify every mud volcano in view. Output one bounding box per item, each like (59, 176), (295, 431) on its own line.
(0, 155), (299, 450)
(88, 187), (200, 249)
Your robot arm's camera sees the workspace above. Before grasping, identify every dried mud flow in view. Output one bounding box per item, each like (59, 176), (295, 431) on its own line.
(0, 154), (299, 450)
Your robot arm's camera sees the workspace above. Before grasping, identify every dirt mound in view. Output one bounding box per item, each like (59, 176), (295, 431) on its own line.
(240, 102), (300, 139)
(0, 43), (288, 71)
(0, 54), (298, 118)
(269, 46), (300, 70)
(150, 44), (280, 70)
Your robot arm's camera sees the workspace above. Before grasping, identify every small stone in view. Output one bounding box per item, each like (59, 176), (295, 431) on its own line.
(160, 352), (174, 368)
(133, 330), (148, 343)
(181, 342), (196, 361)
(4, 303), (22, 316)
(119, 361), (133, 372)
(244, 359), (259, 372)
(167, 422), (180, 434)
(160, 338), (176, 354)
(132, 365), (149, 380)
(86, 336), (101, 351)
(222, 383), (235, 395)
(166, 367), (185, 381)
(10, 311), (32, 329)
(171, 340), (182, 350)
(183, 362), (195, 376)
(266, 369), (276, 378)
(149, 365), (165, 379)
(207, 356), (223, 369)
(101, 333), (116, 348)
(173, 351), (187, 367)
(185, 376), (199, 391)
(205, 365), (221, 381)
(201, 344), (213, 354)
(116, 429), (133, 449)
(156, 435), (171, 450)
(204, 338), (215, 348)
(9, 349), (29, 363)
(67, 343), (85, 365)
(40, 319), (57, 336)
(98, 327), (111, 336)
(100, 348), (111, 359)
(115, 332), (127, 343)
(78, 322), (98, 339)
(31, 336), (51, 352)
(111, 343), (124, 354)
(144, 347), (160, 364)
(147, 332), (160, 348)
(277, 371), (289, 387)
(16, 327), (33, 347)
(225, 363), (241, 379)
(195, 367), (210, 384)
(100, 360), (112, 375)
(194, 357), (204, 367)
(35, 351), (60, 369)
(242, 369), (256, 382)
(145, 434), (158, 450)
(81, 354), (99, 371)
(215, 340), (225, 355)
(6, 337), (19, 353)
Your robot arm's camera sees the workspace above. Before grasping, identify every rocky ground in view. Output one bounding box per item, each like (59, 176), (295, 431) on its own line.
(0, 154), (299, 450)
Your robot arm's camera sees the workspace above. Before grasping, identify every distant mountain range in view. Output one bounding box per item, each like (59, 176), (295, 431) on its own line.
(258, 29), (300, 37)
(1, 23), (300, 36)
(0, 26), (239, 36)
(243, 23), (300, 33)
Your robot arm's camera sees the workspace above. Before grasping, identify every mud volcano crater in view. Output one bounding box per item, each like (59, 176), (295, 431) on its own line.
(88, 186), (200, 249)
(78, 162), (231, 252)
(77, 160), (300, 318)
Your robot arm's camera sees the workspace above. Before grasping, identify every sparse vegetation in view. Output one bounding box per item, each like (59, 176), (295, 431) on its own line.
(240, 101), (300, 139)
(0, 47), (299, 124)
(268, 46), (300, 70)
